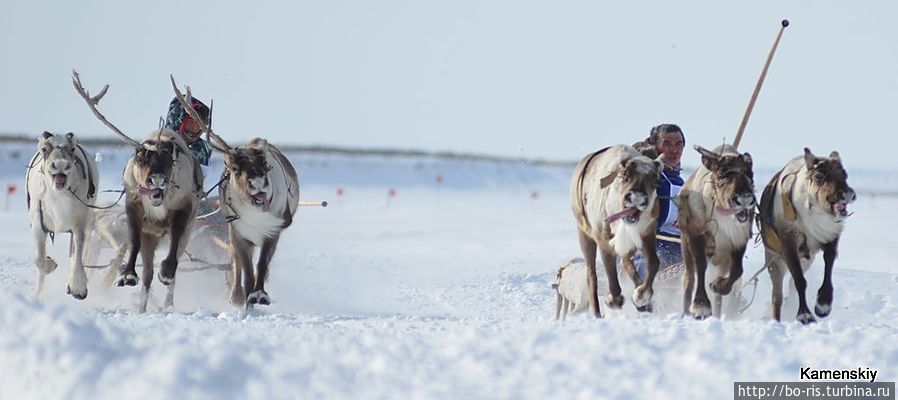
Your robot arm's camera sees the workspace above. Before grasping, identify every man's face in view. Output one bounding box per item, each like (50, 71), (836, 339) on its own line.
(183, 116), (204, 136)
(655, 131), (684, 166)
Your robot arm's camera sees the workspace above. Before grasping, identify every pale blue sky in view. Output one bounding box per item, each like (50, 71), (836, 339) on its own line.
(1, 1), (895, 169)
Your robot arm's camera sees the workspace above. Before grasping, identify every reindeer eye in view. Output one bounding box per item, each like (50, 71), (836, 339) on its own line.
(814, 173), (824, 184)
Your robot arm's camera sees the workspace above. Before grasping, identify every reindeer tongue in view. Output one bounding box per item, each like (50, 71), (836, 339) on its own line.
(834, 203), (848, 216)
(605, 207), (637, 224)
(138, 186), (163, 199)
(253, 193), (271, 212)
(53, 174), (66, 188)
(715, 206), (741, 216)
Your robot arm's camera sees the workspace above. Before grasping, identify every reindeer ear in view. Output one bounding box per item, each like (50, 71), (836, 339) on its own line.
(600, 160), (627, 188)
(742, 152), (753, 165)
(653, 155), (664, 173)
(695, 145), (720, 171)
(803, 147), (817, 170)
(41, 131), (53, 140)
(65, 132), (75, 146)
(829, 151), (841, 162)
(599, 170), (617, 189)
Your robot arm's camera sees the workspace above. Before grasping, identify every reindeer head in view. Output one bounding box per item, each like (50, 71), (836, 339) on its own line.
(129, 130), (181, 207)
(696, 145), (756, 223)
(602, 156), (663, 224)
(38, 131), (82, 193)
(803, 148), (855, 222)
(226, 139), (274, 212)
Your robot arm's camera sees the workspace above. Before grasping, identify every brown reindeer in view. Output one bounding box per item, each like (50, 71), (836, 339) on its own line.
(678, 144), (755, 319)
(759, 148), (855, 324)
(570, 145), (663, 318)
(171, 77), (299, 308)
(73, 71), (203, 312)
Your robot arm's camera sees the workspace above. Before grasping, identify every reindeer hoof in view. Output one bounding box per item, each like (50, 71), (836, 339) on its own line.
(605, 294), (624, 309)
(710, 278), (733, 295)
(39, 256), (58, 274)
(157, 271), (175, 286)
(636, 303), (653, 313)
(247, 290), (270, 307)
(632, 286), (653, 307)
(796, 312), (816, 325)
(66, 285), (88, 300)
(159, 259), (177, 285)
(814, 303), (832, 318)
(690, 301), (712, 320)
(115, 273), (138, 287)
(229, 289), (246, 307)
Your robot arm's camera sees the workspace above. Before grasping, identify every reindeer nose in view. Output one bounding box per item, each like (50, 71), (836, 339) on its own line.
(734, 193), (756, 209)
(49, 160), (70, 173)
(146, 174), (168, 188)
(249, 176), (269, 191)
(843, 189), (857, 204)
(625, 191), (648, 210)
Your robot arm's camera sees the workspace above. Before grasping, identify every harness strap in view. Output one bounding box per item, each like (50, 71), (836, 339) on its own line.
(37, 200), (54, 243)
(74, 144), (97, 199)
(574, 147), (611, 235)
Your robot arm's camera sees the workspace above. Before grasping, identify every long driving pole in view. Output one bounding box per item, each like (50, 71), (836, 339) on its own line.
(732, 19), (789, 149)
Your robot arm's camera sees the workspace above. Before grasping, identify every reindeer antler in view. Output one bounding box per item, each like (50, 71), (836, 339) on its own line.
(169, 75), (233, 154)
(72, 70), (141, 147)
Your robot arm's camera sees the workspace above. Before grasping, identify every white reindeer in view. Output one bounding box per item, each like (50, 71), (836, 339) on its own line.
(26, 131), (99, 299)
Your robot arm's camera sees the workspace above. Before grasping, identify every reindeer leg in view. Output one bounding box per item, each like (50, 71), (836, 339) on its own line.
(633, 234), (659, 311)
(598, 243), (624, 310)
(117, 201), (141, 287)
(620, 250), (643, 288)
(31, 221), (55, 299)
(98, 222), (123, 289)
(229, 233), (254, 308)
(681, 236), (696, 317)
(66, 224), (89, 300)
(227, 229), (245, 307)
(711, 247), (745, 296)
(577, 231), (601, 318)
(159, 208), (191, 286)
(138, 234), (159, 313)
(688, 236), (711, 319)
(765, 250), (786, 321)
(103, 232), (126, 289)
(815, 239), (839, 318)
(780, 237), (815, 324)
(248, 234), (280, 306)
(554, 291), (563, 321)
(711, 288), (723, 319)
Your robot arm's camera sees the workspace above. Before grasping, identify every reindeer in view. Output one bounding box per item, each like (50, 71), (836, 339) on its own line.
(678, 144), (755, 319)
(170, 76), (299, 308)
(553, 258), (590, 321)
(570, 145), (663, 318)
(26, 131), (100, 299)
(759, 148), (855, 324)
(73, 71), (203, 312)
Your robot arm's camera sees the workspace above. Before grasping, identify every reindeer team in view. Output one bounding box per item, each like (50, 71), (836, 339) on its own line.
(23, 71), (299, 313)
(562, 139), (854, 324)
(24, 72), (853, 324)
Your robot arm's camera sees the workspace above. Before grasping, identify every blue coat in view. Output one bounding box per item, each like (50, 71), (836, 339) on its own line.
(656, 168), (684, 237)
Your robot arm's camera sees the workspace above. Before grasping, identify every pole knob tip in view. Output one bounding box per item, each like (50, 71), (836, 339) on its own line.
(781, 19), (789, 28)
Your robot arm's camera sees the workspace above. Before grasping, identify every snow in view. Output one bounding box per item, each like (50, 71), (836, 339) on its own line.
(0, 144), (896, 399)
